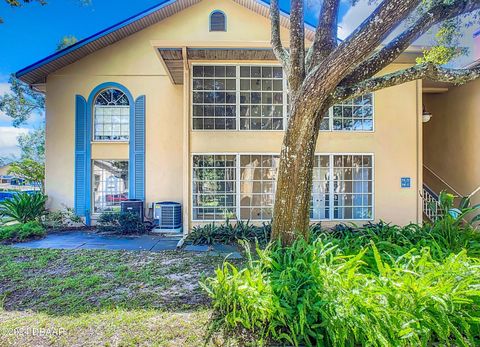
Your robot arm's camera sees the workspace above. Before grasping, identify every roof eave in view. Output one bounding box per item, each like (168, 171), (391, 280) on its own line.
(16, 0), (318, 85)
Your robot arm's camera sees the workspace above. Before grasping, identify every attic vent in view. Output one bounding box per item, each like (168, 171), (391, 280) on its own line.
(210, 10), (226, 32)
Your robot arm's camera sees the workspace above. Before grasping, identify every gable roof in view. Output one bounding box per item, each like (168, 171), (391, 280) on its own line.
(15, 0), (316, 86)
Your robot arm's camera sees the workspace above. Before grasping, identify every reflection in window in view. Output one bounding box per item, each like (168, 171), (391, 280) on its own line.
(94, 89), (130, 141)
(321, 93), (374, 131)
(332, 155), (373, 219)
(239, 66), (285, 130)
(192, 65), (237, 130)
(92, 160), (129, 213)
(192, 155), (237, 220)
(310, 155), (331, 220)
(192, 65), (288, 131)
(240, 155), (280, 220)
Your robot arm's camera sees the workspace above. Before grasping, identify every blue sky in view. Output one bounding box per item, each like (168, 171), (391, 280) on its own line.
(0, 0), (477, 158)
(0, 0), (350, 83)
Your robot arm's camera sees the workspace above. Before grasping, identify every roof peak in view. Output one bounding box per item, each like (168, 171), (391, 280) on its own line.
(16, 0), (316, 85)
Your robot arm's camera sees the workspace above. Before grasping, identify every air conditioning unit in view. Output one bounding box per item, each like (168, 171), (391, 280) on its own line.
(121, 199), (144, 221)
(154, 202), (182, 231)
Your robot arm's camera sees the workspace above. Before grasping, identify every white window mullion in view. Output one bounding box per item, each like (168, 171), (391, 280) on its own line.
(329, 108), (333, 131)
(236, 154), (241, 220)
(329, 154), (335, 220)
(236, 65), (240, 131)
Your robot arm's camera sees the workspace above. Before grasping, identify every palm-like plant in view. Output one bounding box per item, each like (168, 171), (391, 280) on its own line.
(0, 192), (47, 224)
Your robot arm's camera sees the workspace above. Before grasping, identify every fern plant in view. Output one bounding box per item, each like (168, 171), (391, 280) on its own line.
(203, 239), (480, 346)
(0, 192), (47, 224)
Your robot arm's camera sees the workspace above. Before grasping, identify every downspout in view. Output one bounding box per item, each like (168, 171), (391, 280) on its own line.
(182, 46), (190, 237)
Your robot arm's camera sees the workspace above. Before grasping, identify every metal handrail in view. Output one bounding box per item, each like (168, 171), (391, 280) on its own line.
(424, 165), (480, 201)
(468, 185), (480, 199)
(423, 165), (464, 197)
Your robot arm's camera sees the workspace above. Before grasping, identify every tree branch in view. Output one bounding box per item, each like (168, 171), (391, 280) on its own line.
(288, 0), (306, 92)
(332, 63), (480, 102)
(324, 0), (422, 82)
(341, 0), (480, 86)
(306, 0), (340, 71)
(270, 0), (290, 73)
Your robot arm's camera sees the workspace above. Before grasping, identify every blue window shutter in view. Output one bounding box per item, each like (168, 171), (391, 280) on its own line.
(131, 95), (146, 200)
(74, 95), (87, 216)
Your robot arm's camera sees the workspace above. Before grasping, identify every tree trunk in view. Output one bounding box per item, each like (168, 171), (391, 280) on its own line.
(272, 101), (325, 245)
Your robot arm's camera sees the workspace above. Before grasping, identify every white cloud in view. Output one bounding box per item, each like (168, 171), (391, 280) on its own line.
(0, 82), (9, 95)
(0, 127), (30, 159)
(338, 0), (375, 40)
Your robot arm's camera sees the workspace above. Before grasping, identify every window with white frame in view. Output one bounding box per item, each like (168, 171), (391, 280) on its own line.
(192, 64), (288, 131)
(320, 93), (374, 131)
(239, 66), (285, 130)
(192, 155), (237, 220)
(94, 89), (130, 141)
(240, 154), (280, 220)
(192, 65), (237, 130)
(92, 160), (129, 213)
(192, 153), (374, 222)
(332, 154), (373, 219)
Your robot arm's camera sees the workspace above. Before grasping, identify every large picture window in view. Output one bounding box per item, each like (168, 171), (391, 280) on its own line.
(192, 155), (237, 221)
(192, 64), (287, 131)
(94, 89), (130, 141)
(192, 153), (374, 222)
(92, 160), (129, 213)
(192, 65), (374, 132)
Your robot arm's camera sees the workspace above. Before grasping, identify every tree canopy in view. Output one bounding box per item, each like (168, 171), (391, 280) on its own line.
(1, 0), (91, 23)
(57, 35), (78, 51)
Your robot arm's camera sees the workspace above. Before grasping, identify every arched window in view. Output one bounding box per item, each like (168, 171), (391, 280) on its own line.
(94, 88), (130, 141)
(210, 10), (226, 32)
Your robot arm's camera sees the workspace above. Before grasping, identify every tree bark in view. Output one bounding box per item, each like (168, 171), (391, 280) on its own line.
(272, 101), (326, 245)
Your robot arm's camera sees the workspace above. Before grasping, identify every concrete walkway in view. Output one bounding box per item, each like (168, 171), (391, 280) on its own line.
(12, 231), (242, 258)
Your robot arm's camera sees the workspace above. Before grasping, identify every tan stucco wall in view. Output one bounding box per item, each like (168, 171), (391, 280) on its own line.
(423, 79), (480, 207)
(44, 0), (422, 228)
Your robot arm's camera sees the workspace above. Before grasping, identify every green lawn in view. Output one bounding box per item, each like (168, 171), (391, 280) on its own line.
(0, 246), (241, 346)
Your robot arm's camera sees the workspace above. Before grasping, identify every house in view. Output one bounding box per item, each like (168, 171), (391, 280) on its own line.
(422, 28), (480, 215)
(0, 164), (15, 185)
(16, 0), (428, 231)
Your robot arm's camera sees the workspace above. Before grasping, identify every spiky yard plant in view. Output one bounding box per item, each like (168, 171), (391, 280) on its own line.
(0, 192), (47, 224)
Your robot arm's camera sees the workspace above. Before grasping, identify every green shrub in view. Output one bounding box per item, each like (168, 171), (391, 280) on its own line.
(203, 240), (480, 346)
(42, 207), (84, 229)
(97, 212), (146, 234)
(0, 221), (46, 242)
(187, 219), (271, 245)
(0, 192), (47, 224)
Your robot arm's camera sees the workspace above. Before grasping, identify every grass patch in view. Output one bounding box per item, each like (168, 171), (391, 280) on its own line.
(0, 246), (243, 346)
(0, 221), (46, 243)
